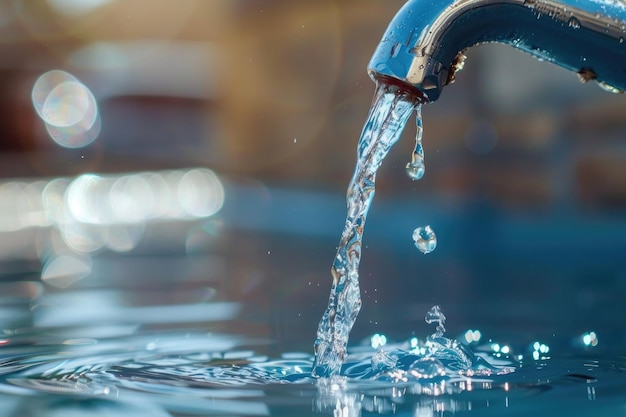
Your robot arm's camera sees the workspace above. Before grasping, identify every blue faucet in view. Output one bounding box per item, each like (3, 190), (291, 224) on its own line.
(368, 0), (626, 102)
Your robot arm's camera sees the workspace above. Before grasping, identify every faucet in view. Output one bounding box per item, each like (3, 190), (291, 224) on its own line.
(368, 0), (626, 102)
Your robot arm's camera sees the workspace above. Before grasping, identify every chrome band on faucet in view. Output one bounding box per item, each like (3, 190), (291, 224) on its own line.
(368, 0), (626, 101)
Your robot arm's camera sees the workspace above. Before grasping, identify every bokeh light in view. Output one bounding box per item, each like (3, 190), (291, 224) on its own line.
(32, 70), (101, 148)
(105, 223), (145, 252)
(47, 0), (114, 17)
(370, 333), (387, 349)
(582, 331), (598, 347)
(531, 341), (550, 360)
(0, 168), (224, 259)
(110, 174), (155, 223)
(177, 168), (225, 218)
(41, 253), (92, 288)
(463, 329), (481, 344)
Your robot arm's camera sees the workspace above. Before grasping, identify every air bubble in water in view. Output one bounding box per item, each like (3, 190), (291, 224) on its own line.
(405, 105), (425, 180)
(413, 225), (436, 254)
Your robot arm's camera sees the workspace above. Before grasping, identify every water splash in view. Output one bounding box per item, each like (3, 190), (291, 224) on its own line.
(425, 305), (446, 337)
(405, 106), (425, 180)
(312, 83), (418, 377)
(1, 331), (619, 417)
(0, 322), (508, 395)
(424, 306), (475, 371)
(371, 349), (397, 371)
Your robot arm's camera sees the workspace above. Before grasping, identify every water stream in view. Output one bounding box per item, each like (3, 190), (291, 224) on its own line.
(406, 106), (426, 181)
(312, 83), (419, 377)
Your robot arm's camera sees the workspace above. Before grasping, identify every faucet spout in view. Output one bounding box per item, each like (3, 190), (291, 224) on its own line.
(369, 0), (626, 102)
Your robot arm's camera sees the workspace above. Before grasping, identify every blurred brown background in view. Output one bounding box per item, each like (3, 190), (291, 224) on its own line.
(0, 0), (625, 212)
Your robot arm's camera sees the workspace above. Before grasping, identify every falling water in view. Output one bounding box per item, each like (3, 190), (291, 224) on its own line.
(405, 107), (425, 180)
(312, 83), (420, 377)
(413, 225), (437, 254)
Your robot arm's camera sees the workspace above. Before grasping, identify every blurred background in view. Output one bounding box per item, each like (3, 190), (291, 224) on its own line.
(0, 0), (625, 353)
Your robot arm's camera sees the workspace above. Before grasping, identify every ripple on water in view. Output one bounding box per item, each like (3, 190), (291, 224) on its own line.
(0, 331), (624, 416)
(0, 305), (625, 416)
(0, 307), (515, 406)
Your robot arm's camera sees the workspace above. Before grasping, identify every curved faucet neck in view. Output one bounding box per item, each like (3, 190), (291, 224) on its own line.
(369, 0), (626, 102)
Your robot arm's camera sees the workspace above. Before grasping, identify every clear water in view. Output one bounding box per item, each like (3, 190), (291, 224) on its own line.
(312, 83), (418, 377)
(413, 225), (437, 254)
(405, 107), (425, 181)
(0, 230), (625, 416)
(1, 298), (624, 417)
(1, 82), (626, 416)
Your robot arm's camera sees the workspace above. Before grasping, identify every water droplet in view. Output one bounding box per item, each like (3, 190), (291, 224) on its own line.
(568, 17), (581, 28)
(406, 158), (425, 180)
(425, 305), (445, 328)
(413, 225), (436, 254)
(406, 105), (425, 180)
(424, 306), (446, 337)
(597, 81), (624, 94)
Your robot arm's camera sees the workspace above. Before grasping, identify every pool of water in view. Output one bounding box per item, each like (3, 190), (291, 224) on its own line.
(0, 183), (625, 416)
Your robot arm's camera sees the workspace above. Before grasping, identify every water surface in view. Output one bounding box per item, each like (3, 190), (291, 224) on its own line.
(0, 228), (624, 417)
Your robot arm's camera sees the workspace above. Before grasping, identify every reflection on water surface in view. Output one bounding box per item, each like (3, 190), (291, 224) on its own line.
(0, 176), (623, 416)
